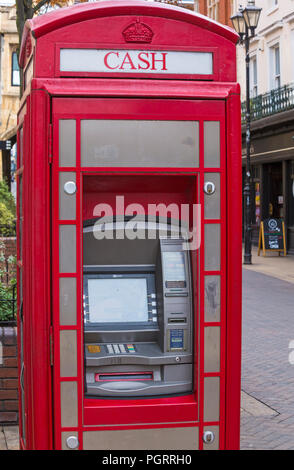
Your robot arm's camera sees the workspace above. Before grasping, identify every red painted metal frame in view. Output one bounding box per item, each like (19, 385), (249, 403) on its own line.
(225, 92), (242, 450)
(17, 90), (53, 450)
(17, 83), (241, 449)
(49, 96), (235, 449)
(19, 1), (238, 71)
(16, 0), (241, 451)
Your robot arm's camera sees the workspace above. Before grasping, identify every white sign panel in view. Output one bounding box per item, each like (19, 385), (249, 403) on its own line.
(60, 49), (213, 75)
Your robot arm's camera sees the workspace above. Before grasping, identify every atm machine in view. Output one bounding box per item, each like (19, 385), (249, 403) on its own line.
(83, 219), (194, 398)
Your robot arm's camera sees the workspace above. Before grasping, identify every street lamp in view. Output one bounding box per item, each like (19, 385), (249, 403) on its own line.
(231, 0), (262, 265)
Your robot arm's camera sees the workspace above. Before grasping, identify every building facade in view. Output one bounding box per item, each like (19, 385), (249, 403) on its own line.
(0, 2), (20, 187)
(195, 0), (234, 25)
(238, 0), (294, 253)
(198, 0), (294, 253)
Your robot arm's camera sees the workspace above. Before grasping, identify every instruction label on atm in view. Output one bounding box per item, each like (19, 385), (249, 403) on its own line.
(170, 329), (184, 350)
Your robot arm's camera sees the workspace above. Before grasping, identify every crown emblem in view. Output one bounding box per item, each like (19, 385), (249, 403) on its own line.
(122, 19), (154, 43)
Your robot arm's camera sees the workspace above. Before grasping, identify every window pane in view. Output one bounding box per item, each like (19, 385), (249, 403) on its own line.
(81, 120), (199, 168)
(12, 52), (20, 86)
(275, 47), (280, 75)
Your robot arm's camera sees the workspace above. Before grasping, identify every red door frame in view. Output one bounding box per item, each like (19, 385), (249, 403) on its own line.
(50, 96), (235, 450)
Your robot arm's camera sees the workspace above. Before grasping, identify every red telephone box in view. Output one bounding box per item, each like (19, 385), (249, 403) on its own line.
(17, 1), (242, 450)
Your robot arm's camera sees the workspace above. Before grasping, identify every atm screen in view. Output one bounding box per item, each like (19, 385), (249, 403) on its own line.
(162, 251), (187, 288)
(86, 277), (149, 324)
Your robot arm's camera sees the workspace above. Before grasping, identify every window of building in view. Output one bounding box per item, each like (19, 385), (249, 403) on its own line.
(194, 0), (199, 12)
(268, 0), (278, 9)
(291, 160), (294, 179)
(289, 160), (294, 226)
(269, 44), (281, 89)
(207, 0), (219, 21)
(11, 51), (20, 87)
(251, 166), (261, 227)
(250, 56), (258, 97)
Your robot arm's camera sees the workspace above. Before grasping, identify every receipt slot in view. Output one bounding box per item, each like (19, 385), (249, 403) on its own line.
(17, 1), (242, 450)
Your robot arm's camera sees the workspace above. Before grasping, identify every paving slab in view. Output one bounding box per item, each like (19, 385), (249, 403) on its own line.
(241, 391), (278, 417)
(3, 426), (19, 450)
(0, 428), (7, 451)
(243, 246), (294, 284)
(240, 268), (294, 450)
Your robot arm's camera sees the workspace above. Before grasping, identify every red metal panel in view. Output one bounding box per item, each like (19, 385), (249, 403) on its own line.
(31, 79), (239, 101)
(27, 90), (53, 449)
(50, 97), (232, 450)
(84, 395), (197, 426)
(23, 1), (238, 42)
(225, 89), (242, 450)
(20, 1), (238, 83)
(18, 84), (241, 450)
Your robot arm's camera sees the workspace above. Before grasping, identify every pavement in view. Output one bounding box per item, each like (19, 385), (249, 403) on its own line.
(241, 247), (294, 450)
(0, 426), (19, 450)
(1, 246), (294, 450)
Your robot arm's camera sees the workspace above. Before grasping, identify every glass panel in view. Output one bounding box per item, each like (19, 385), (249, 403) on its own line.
(81, 120), (199, 167)
(19, 127), (23, 167)
(59, 120), (76, 167)
(205, 224), (221, 271)
(275, 47), (280, 75)
(204, 275), (221, 322)
(204, 377), (220, 422)
(60, 49), (213, 75)
(204, 121), (220, 168)
(60, 277), (77, 325)
(18, 175), (23, 260)
(204, 326), (220, 373)
(11, 52), (20, 86)
(59, 172), (76, 221)
(59, 225), (76, 273)
(60, 330), (77, 377)
(204, 173), (220, 220)
(60, 381), (78, 427)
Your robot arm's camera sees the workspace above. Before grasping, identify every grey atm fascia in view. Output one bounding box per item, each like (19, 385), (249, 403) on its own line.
(83, 221), (194, 398)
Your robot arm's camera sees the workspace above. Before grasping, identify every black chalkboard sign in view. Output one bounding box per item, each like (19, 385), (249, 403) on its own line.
(258, 219), (286, 256)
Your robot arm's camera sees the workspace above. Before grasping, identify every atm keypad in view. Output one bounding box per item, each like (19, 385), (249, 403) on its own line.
(113, 344), (120, 354)
(106, 344), (114, 354)
(104, 343), (136, 354)
(126, 344), (135, 353)
(87, 343), (136, 355)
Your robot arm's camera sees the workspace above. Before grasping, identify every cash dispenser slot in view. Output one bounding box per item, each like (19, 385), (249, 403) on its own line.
(96, 372), (153, 382)
(168, 318), (187, 324)
(83, 221), (194, 398)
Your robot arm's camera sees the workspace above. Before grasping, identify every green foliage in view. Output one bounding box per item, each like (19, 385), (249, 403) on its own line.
(0, 181), (16, 235)
(0, 254), (16, 322)
(0, 282), (16, 322)
(0, 180), (16, 216)
(0, 183), (17, 320)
